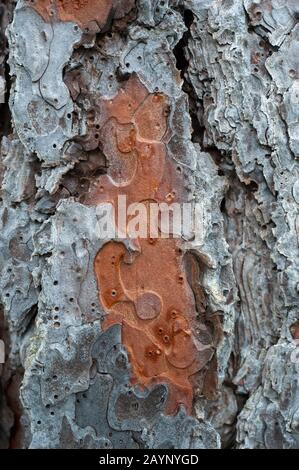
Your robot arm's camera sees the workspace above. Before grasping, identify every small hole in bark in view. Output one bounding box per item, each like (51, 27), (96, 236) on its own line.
(247, 181), (258, 192)
(220, 198), (226, 213)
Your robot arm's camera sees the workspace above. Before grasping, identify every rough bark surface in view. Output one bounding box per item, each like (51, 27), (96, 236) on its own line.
(0, 0), (298, 449)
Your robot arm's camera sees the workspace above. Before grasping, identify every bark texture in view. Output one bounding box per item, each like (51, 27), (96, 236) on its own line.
(0, 0), (298, 449)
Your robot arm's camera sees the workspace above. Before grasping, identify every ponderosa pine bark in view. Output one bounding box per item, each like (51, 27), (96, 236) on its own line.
(0, 0), (298, 449)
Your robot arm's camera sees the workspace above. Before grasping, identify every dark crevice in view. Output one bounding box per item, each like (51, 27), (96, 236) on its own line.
(173, 9), (193, 78)
(173, 8), (205, 144)
(0, 1), (13, 141)
(220, 197), (226, 214)
(20, 304), (38, 338)
(1, 55), (12, 137)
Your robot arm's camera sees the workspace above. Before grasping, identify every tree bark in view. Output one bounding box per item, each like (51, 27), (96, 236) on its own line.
(0, 0), (298, 449)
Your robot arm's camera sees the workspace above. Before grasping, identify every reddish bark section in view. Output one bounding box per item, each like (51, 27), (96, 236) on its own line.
(27, 0), (134, 32)
(89, 77), (214, 414)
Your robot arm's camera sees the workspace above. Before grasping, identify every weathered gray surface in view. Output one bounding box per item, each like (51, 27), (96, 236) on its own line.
(0, 0), (298, 449)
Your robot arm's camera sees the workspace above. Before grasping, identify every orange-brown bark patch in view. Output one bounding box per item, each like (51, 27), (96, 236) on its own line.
(26, 0), (132, 31)
(81, 76), (215, 414)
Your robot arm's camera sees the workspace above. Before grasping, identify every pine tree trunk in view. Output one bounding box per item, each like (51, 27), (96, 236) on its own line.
(0, 0), (298, 449)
